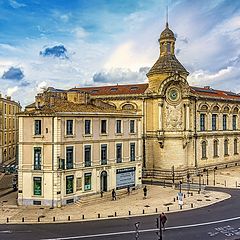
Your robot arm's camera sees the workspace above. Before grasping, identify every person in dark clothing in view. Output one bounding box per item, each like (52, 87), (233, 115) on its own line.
(127, 185), (130, 195)
(160, 212), (167, 230)
(112, 189), (116, 200)
(143, 186), (147, 199)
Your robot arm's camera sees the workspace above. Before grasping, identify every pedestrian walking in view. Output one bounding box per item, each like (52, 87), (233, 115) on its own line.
(127, 185), (130, 195)
(100, 190), (103, 198)
(143, 185), (147, 199)
(112, 189), (116, 200)
(160, 212), (167, 230)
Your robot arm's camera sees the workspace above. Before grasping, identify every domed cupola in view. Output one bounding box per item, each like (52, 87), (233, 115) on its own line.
(147, 22), (189, 78)
(160, 22), (175, 41)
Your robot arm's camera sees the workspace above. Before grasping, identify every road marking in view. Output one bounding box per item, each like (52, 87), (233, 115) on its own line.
(0, 230), (12, 234)
(41, 216), (240, 240)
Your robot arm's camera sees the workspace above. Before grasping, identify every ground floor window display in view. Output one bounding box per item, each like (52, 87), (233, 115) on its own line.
(33, 177), (42, 196)
(66, 175), (74, 194)
(116, 167), (135, 189)
(84, 173), (92, 191)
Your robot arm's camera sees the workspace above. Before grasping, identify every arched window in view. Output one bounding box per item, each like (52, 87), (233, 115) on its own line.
(234, 139), (238, 155)
(212, 114), (217, 131)
(213, 140), (218, 157)
(167, 42), (171, 53)
(224, 140), (228, 156)
(223, 114), (227, 130)
(200, 114), (206, 131)
(202, 141), (207, 159)
(122, 104), (135, 110)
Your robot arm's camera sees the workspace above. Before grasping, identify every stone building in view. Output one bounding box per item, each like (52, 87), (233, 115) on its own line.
(18, 88), (142, 206)
(0, 94), (21, 164)
(71, 22), (240, 179)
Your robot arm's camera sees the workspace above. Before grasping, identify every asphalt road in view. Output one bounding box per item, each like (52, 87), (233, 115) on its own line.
(0, 187), (240, 240)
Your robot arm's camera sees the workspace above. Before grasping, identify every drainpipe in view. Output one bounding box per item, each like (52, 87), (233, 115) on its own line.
(52, 117), (55, 208)
(142, 97), (146, 168)
(194, 98), (198, 169)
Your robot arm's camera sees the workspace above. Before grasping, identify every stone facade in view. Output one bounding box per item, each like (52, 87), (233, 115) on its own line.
(18, 89), (142, 207)
(71, 23), (240, 180)
(0, 95), (21, 164)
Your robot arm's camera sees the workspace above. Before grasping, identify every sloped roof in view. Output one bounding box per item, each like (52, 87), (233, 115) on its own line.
(190, 86), (240, 100)
(71, 83), (148, 96)
(147, 55), (189, 77)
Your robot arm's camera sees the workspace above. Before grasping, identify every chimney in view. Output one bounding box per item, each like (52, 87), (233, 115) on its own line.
(6, 96), (11, 100)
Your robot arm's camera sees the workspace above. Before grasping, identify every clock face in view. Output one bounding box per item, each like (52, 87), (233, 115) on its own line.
(169, 89), (179, 101)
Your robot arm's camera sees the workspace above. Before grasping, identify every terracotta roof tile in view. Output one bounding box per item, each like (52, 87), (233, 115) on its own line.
(70, 83), (148, 96)
(190, 86), (240, 100)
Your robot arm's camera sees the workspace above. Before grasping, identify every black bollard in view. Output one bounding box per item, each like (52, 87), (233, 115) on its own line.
(68, 216), (70, 221)
(191, 203), (193, 208)
(38, 217), (40, 222)
(167, 206), (170, 212)
(82, 215), (84, 220)
(53, 217), (55, 222)
(98, 214), (100, 218)
(7, 218), (9, 223)
(22, 217), (24, 222)
(129, 211), (131, 215)
(115, 212), (117, 217)
(155, 208), (158, 213)
(143, 209), (145, 214)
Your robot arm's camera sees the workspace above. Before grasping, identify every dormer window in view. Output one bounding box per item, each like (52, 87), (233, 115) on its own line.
(110, 88), (118, 92)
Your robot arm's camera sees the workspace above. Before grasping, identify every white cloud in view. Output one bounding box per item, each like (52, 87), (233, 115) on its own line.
(72, 27), (89, 39)
(8, 0), (26, 9)
(37, 81), (48, 93)
(93, 67), (149, 84)
(7, 86), (18, 96)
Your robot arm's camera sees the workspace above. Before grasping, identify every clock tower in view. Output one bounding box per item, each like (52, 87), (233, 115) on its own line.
(144, 22), (193, 179)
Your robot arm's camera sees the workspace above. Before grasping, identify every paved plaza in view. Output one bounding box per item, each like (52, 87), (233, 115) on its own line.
(1, 166), (240, 224)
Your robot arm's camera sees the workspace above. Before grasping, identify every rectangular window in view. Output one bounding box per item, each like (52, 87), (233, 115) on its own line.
(84, 145), (91, 167)
(66, 175), (74, 194)
(34, 147), (41, 170)
(66, 146), (74, 169)
(66, 120), (73, 135)
(116, 120), (122, 134)
(101, 120), (107, 134)
(223, 114), (227, 130)
(85, 120), (91, 134)
(130, 143), (136, 161)
(200, 114), (205, 131)
(130, 120), (135, 133)
(233, 115), (237, 130)
(212, 114), (217, 131)
(84, 173), (92, 191)
(101, 144), (107, 165)
(33, 177), (42, 196)
(34, 120), (41, 135)
(116, 143), (122, 163)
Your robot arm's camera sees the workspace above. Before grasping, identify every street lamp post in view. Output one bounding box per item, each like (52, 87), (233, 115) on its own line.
(179, 181), (182, 193)
(187, 173), (190, 196)
(213, 167), (217, 186)
(198, 173), (202, 194)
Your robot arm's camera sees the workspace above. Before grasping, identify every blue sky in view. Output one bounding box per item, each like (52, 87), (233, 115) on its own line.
(0, 0), (240, 106)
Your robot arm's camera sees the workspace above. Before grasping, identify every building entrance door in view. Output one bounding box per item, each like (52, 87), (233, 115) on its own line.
(100, 171), (107, 192)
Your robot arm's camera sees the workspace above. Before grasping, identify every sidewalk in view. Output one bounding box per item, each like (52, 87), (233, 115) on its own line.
(0, 185), (230, 224)
(2, 165), (240, 224)
(192, 166), (240, 188)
